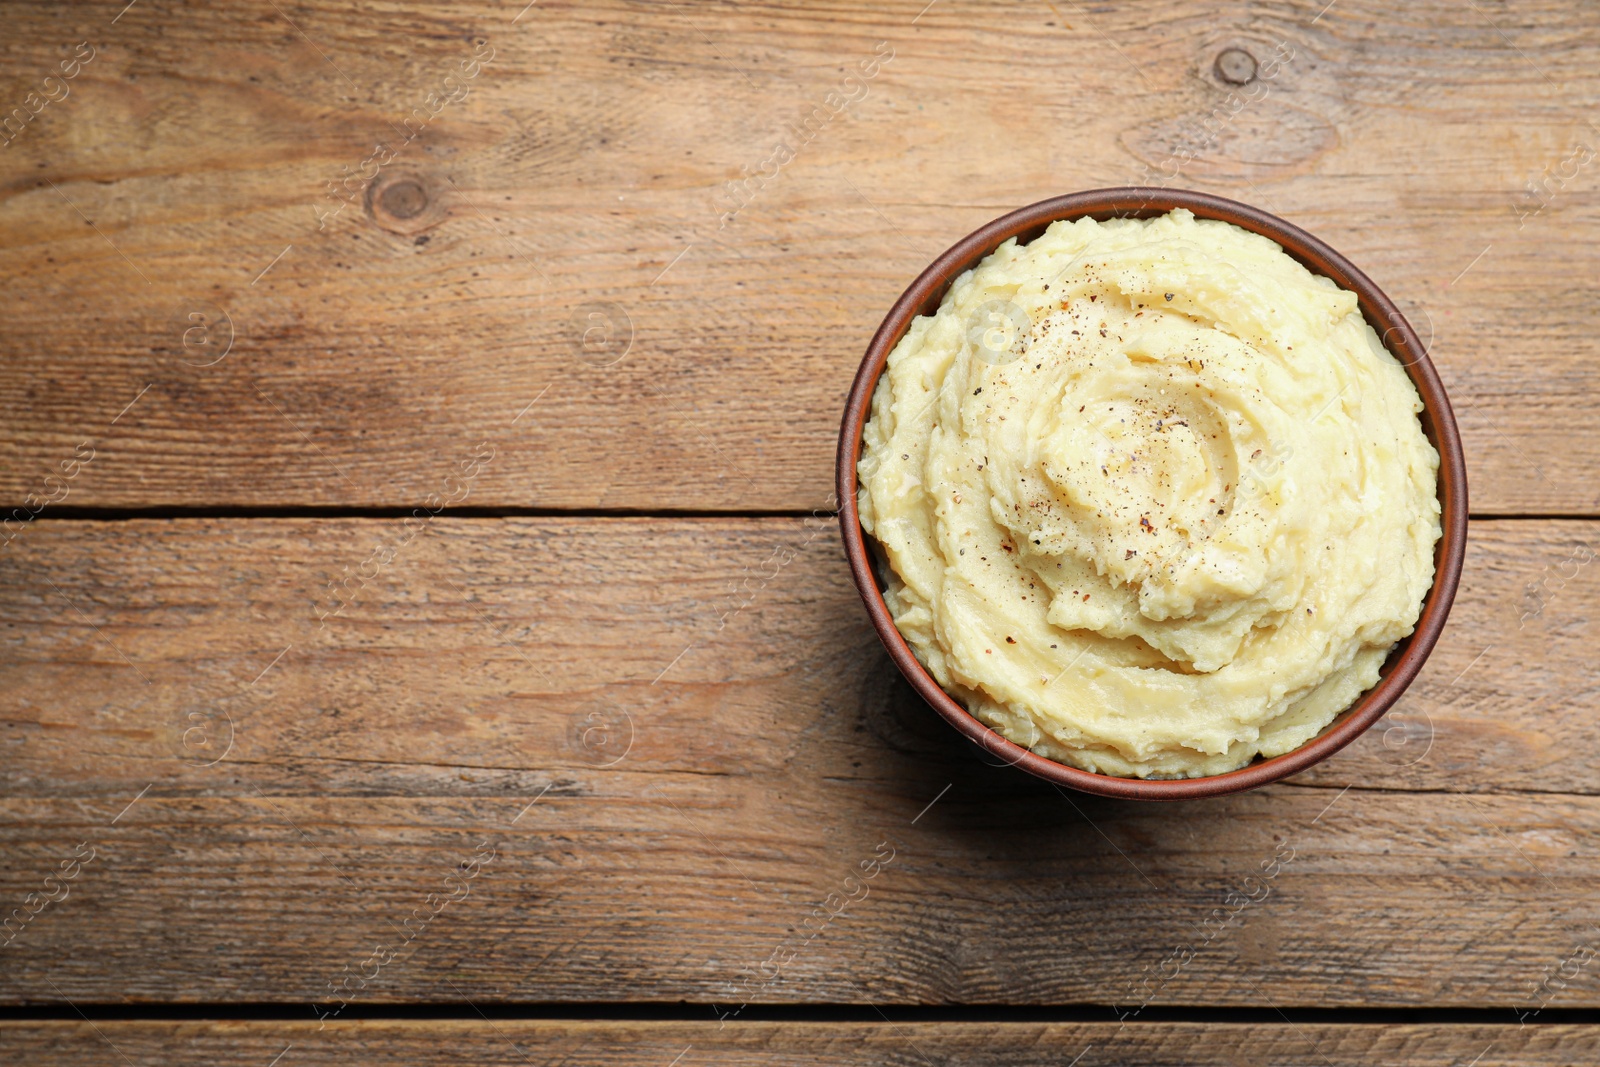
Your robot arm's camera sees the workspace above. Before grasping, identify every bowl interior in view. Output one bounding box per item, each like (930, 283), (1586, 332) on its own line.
(837, 188), (1468, 801)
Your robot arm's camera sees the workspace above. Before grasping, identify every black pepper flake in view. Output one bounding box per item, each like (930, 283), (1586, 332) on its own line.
(1005, 636), (1016, 644)
(1164, 292), (1174, 301)
(974, 387), (983, 395)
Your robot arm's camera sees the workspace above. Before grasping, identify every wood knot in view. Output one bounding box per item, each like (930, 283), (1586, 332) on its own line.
(379, 179), (427, 219)
(1213, 47), (1257, 85)
(366, 171), (447, 235)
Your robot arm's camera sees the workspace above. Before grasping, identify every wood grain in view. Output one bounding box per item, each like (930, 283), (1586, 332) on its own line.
(2, 0), (1596, 1026)
(0, 0), (1596, 512)
(1, 517), (1593, 796)
(2, 516), (1598, 1005)
(0, 1020), (1590, 1067)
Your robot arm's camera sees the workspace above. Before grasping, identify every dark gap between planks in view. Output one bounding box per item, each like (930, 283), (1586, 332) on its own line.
(0, 1004), (1590, 1024)
(14, 507), (1594, 522)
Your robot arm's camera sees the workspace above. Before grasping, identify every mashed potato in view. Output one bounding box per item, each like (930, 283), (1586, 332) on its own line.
(858, 208), (1441, 778)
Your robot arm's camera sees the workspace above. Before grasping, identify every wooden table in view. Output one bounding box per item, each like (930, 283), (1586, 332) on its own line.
(2, 0), (1597, 1062)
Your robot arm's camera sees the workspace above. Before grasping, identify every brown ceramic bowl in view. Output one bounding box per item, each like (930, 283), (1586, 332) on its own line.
(837, 188), (1468, 800)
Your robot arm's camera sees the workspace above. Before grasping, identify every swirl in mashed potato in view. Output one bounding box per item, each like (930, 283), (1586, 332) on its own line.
(857, 208), (1441, 778)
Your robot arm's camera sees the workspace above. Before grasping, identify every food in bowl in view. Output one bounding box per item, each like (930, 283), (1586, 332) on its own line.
(856, 208), (1442, 779)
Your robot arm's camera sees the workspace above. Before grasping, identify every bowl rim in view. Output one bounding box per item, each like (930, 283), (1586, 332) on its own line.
(835, 187), (1469, 801)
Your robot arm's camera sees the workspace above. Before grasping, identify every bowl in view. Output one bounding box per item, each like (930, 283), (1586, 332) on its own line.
(836, 188), (1468, 800)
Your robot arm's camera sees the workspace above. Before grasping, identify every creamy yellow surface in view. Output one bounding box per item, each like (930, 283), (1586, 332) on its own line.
(858, 209), (1441, 778)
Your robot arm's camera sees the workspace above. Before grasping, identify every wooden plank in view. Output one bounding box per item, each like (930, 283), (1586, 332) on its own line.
(0, 1020), (1591, 1067)
(11, 789), (1600, 1007)
(1, 517), (1598, 1006)
(0, 517), (1593, 795)
(0, 0), (1596, 512)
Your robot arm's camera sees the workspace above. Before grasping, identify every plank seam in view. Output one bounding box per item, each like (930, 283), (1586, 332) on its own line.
(0, 1005), (1595, 1024)
(12, 509), (1599, 522)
